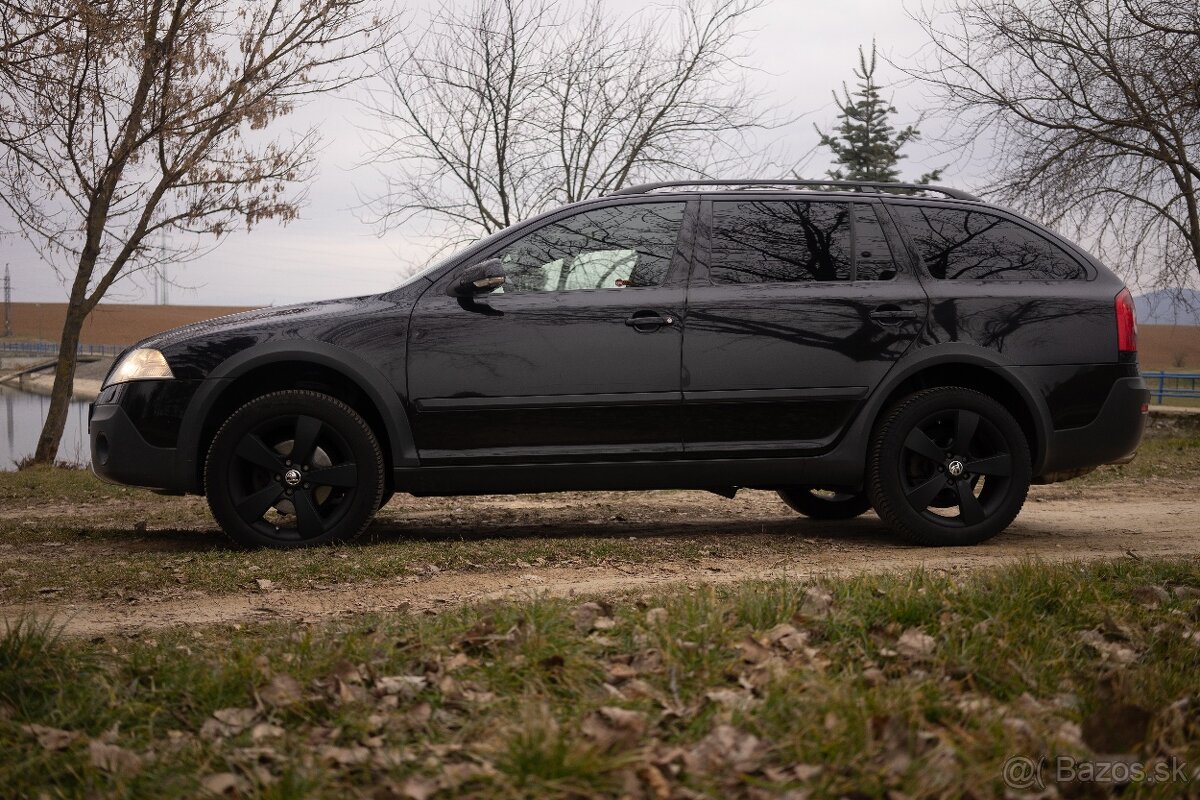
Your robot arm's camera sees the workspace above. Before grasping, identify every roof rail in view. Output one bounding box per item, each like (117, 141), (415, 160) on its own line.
(609, 179), (980, 202)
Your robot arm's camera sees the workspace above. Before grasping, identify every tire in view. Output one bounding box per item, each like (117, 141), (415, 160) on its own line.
(777, 487), (871, 520)
(867, 387), (1031, 546)
(204, 390), (384, 548)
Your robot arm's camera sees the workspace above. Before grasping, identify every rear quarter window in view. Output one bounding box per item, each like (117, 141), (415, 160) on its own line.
(890, 205), (1088, 280)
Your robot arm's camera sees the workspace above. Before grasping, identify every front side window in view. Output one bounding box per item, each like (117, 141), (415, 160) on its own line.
(710, 201), (852, 284)
(496, 202), (685, 293)
(891, 205), (1087, 280)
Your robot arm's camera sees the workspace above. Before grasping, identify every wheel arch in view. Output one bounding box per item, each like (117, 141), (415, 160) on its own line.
(862, 348), (1052, 474)
(175, 341), (417, 492)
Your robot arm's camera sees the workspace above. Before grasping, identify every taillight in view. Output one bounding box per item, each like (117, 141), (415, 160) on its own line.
(1116, 288), (1138, 354)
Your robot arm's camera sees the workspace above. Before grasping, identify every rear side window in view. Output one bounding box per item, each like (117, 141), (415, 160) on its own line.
(891, 205), (1087, 280)
(853, 204), (897, 281)
(709, 201), (897, 283)
(710, 201), (852, 283)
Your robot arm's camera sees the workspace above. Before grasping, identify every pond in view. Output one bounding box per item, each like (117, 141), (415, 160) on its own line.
(0, 386), (92, 469)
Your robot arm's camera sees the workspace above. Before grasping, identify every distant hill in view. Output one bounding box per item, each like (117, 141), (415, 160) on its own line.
(1134, 289), (1200, 325)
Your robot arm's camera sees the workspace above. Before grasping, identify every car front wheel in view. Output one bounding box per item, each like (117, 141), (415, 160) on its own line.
(867, 387), (1031, 546)
(204, 390), (384, 548)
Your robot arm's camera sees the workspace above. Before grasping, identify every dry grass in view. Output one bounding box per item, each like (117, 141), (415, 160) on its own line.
(7, 302), (254, 346)
(1139, 324), (1200, 371)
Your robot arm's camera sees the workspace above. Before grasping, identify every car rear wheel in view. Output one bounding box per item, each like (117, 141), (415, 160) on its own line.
(867, 387), (1031, 546)
(205, 390), (384, 548)
(777, 487), (871, 520)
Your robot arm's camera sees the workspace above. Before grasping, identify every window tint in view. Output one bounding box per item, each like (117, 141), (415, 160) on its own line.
(710, 201), (851, 283)
(497, 202), (685, 292)
(853, 204), (897, 281)
(892, 205), (1087, 280)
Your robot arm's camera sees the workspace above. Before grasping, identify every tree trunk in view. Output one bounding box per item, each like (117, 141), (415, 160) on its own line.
(31, 302), (88, 465)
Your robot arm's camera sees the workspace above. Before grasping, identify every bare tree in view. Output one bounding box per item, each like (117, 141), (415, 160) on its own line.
(909, 0), (1200, 290)
(362, 0), (777, 246)
(0, 0), (386, 464)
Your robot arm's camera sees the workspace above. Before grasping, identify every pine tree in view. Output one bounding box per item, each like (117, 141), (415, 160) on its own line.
(817, 42), (942, 184)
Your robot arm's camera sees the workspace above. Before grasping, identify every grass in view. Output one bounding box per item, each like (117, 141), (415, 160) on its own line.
(2, 559), (1199, 798)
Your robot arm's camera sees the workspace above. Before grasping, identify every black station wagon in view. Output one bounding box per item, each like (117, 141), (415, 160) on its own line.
(90, 180), (1150, 548)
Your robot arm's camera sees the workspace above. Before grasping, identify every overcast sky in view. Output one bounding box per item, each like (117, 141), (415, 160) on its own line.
(2, 0), (956, 308)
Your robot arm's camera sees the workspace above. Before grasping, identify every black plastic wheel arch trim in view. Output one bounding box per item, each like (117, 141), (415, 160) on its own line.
(175, 340), (419, 492)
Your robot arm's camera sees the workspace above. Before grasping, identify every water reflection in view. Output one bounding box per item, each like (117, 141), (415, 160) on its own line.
(0, 386), (91, 469)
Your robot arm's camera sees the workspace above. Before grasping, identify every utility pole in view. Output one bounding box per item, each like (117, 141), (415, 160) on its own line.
(3, 264), (11, 337)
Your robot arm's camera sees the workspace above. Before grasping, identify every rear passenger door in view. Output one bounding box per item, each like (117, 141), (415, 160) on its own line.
(680, 196), (926, 456)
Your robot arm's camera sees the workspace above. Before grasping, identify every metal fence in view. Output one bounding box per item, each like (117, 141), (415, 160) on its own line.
(0, 340), (124, 358)
(1143, 370), (1200, 404)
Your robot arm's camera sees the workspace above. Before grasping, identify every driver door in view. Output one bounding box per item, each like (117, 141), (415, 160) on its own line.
(406, 200), (695, 464)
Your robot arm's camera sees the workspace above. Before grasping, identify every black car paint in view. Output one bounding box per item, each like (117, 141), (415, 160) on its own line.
(89, 189), (1148, 498)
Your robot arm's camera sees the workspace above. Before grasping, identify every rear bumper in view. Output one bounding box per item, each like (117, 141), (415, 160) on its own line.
(1039, 376), (1149, 476)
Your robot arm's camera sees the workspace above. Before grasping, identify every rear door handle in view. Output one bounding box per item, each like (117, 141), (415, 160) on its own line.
(624, 311), (675, 331)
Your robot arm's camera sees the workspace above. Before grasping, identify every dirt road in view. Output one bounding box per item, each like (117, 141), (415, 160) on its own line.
(4, 483), (1197, 636)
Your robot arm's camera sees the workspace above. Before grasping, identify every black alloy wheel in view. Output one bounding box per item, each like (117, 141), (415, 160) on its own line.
(205, 390), (384, 548)
(777, 487), (871, 520)
(868, 387), (1031, 546)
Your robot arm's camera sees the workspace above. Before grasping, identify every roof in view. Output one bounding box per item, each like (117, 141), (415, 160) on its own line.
(609, 179), (980, 202)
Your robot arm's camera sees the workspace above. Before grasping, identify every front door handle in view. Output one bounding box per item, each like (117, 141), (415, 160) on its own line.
(869, 305), (918, 325)
(624, 311), (675, 331)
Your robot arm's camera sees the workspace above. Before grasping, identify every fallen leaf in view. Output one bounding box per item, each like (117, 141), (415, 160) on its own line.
(258, 674), (304, 708)
(800, 587), (833, 617)
(320, 744), (371, 766)
(896, 628), (936, 660)
(638, 763), (671, 799)
(22, 723), (75, 751)
(201, 772), (246, 796)
(861, 667), (886, 686)
(375, 675), (427, 697)
(792, 764), (822, 781)
(1131, 585), (1170, 606)
(331, 660), (364, 685)
(1173, 586), (1200, 601)
(443, 652), (473, 672)
(737, 636), (772, 665)
(706, 688), (758, 712)
(606, 663), (638, 682)
(767, 623), (810, 652)
(439, 762), (496, 790)
(250, 722), (285, 741)
(581, 706), (647, 751)
(645, 607), (668, 625)
(572, 601), (610, 632)
(399, 775), (438, 800)
(684, 725), (766, 774)
(202, 707), (257, 739)
(88, 740), (143, 774)
(872, 715), (912, 776)
(1078, 629), (1139, 664)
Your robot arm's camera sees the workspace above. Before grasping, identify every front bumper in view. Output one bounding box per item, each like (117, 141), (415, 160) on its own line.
(1039, 376), (1150, 475)
(90, 401), (179, 489)
(89, 380), (199, 491)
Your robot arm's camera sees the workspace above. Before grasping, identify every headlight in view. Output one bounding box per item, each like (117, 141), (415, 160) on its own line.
(104, 348), (175, 388)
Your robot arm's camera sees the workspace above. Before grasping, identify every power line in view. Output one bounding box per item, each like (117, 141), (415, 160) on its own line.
(3, 264), (10, 337)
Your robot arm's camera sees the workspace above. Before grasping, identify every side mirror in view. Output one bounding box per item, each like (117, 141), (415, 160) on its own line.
(448, 258), (506, 296)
